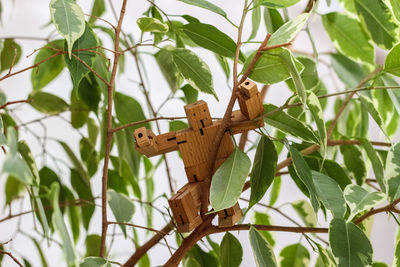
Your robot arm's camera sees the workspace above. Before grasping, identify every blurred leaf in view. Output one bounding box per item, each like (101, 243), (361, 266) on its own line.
(184, 257), (201, 267)
(220, 232), (243, 267)
(70, 169), (94, 230)
(64, 187), (80, 244)
(181, 84), (199, 104)
(322, 12), (374, 64)
(31, 40), (65, 90)
(89, 0), (105, 24)
(248, 2), (261, 41)
(287, 57), (319, 92)
(210, 148), (251, 212)
(354, 0), (398, 49)
(307, 92), (327, 154)
(249, 136), (277, 209)
(253, 212), (275, 246)
(87, 117), (99, 146)
(264, 104), (319, 143)
(108, 189), (135, 237)
(155, 47), (184, 93)
(29, 91), (69, 115)
(289, 145), (320, 213)
(259, 0), (301, 8)
(372, 262), (388, 267)
(279, 244), (310, 267)
(178, 0), (226, 17)
(386, 143), (400, 201)
(268, 13), (309, 46)
(59, 141), (90, 185)
(137, 17), (169, 33)
(85, 235), (102, 257)
(172, 48), (217, 100)
(50, 0), (85, 57)
(80, 138), (99, 177)
(340, 145), (366, 185)
(64, 23), (98, 88)
(338, 0), (357, 13)
(107, 169), (129, 196)
(77, 74), (101, 112)
(80, 257), (111, 267)
(358, 93), (387, 137)
(291, 199), (317, 227)
(1, 39), (22, 72)
(344, 184), (386, 220)
(50, 183), (76, 265)
(188, 245), (219, 267)
(114, 92), (149, 129)
(384, 43), (400, 77)
(5, 175), (25, 205)
(388, 0), (400, 22)
(70, 88), (90, 128)
(312, 171), (346, 219)
(183, 23), (245, 62)
(329, 218), (373, 267)
(269, 176), (281, 206)
(249, 226), (277, 267)
(215, 55), (230, 80)
(360, 139), (386, 192)
(245, 48), (304, 84)
(169, 120), (188, 131)
(330, 53), (367, 88)
(264, 8), (284, 34)
(394, 238), (400, 267)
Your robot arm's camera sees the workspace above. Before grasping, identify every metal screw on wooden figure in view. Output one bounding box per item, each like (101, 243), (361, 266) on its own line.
(133, 79), (264, 233)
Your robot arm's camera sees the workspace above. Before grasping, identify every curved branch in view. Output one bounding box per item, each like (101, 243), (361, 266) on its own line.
(0, 250), (23, 267)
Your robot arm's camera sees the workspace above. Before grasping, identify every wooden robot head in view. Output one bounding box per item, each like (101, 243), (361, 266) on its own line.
(184, 100), (213, 130)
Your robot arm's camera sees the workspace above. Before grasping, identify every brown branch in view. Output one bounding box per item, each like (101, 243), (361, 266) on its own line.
(0, 250), (23, 267)
(0, 99), (31, 110)
(123, 222), (173, 267)
(207, 224), (328, 234)
(260, 41), (292, 51)
(354, 198), (400, 225)
(100, 0), (128, 257)
(108, 221), (167, 235)
(71, 53), (110, 86)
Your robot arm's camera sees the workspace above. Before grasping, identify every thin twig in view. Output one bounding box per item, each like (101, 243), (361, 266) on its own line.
(0, 250), (24, 267)
(0, 100), (31, 110)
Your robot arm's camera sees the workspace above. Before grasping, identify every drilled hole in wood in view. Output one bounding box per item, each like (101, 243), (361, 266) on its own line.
(245, 81), (250, 85)
(138, 133), (143, 138)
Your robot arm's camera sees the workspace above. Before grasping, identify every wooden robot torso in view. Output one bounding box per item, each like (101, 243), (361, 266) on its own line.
(133, 79), (264, 232)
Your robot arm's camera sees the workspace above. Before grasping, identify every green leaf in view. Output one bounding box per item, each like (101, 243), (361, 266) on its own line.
(29, 91), (69, 115)
(80, 257), (111, 267)
(114, 92), (149, 129)
(312, 171), (346, 219)
(85, 235), (101, 257)
(31, 239), (49, 267)
(70, 169), (94, 230)
(329, 218), (373, 267)
(394, 238), (400, 267)
(354, 0), (399, 50)
(182, 23), (245, 62)
(269, 176), (281, 206)
(59, 141), (90, 185)
(0, 39), (22, 73)
(249, 226), (277, 267)
(322, 12), (374, 64)
(220, 232), (243, 267)
(289, 145), (320, 213)
(178, 0), (227, 17)
(344, 184), (386, 220)
(18, 140), (40, 184)
(263, 8), (284, 34)
(64, 187), (80, 244)
(184, 257), (201, 267)
(279, 244), (310, 267)
(210, 147), (251, 212)
(137, 17), (169, 33)
(215, 55), (230, 80)
(181, 84), (199, 104)
(307, 92), (327, 153)
(287, 57), (320, 92)
(360, 139), (386, 192)
(291, 200), (317, 227)
(89, 0), (105, 24)
(31, 40), (65, 90)
(388, 0), (400, 22)
(384, 43), (400, 77)
(259, 0), (301, 8)
(330, 53), (367, 88)
(188, 245), (219, 266)
(340, 145), (366, 185)
(264, 104), (319, 143)
(372, 262), (388, 267)
(70, 88), (89, 128)
(253, 212), (275, 246)
(245, 48), (304, 84)
(107, 189), (135, 236)
(386, 143), (400, 201)
(80, 137), (99, 177)
(50, 0), (85, 58)
(358, 93), (386, 137)
(77, 75), (101, 112)
(249, 2), (261, 41)
(50, 183), (77, 265)
(172, 48), (217, 99)
(268, 13), (310, 46)
(155, 47), (184, 93)
(64, 23), (98, 88)
(169, 120), (188, 132)
(5, 176), (25, 205)
(338, 0), (357, 14)
(249, 136), (277, 209)
(2, 141), (33, 185)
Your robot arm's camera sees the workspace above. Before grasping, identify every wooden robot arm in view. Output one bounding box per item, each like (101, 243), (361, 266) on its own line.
(133, 127), (178, 157)
(230, 79), (264, 134)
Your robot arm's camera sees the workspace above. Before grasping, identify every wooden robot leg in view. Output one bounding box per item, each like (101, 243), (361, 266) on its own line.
(168, 183), (202, 233)
(217, 202), (243, 227)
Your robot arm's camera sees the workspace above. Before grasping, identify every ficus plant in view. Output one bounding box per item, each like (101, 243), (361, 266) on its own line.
(1, 0), (400, 266)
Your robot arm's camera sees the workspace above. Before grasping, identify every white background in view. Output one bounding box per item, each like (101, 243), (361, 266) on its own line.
(0, 0), (396, 266)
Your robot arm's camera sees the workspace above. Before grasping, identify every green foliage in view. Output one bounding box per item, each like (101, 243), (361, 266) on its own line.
(249, 226), (277, 267)
(1, 39), (22, 72)
(137, 17), (169, 33)
(29, 91), (69, 115)
(219, 232), (243, 267)
(279, 243), (310, 267)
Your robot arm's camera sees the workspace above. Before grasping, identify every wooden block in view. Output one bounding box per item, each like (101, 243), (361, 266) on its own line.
(203, 122), (235, 159)
(184, 100), (213, 130)
(168, 183), (202, 232)
(134, 127), (159, 156)
(238, 79), (258, 98)
(238, 92), (264, 120)
(230, 110), (264, 134)
(177, 130), (209, 167)
(155, 131), (178, 154)
(218, 203), (243, 227)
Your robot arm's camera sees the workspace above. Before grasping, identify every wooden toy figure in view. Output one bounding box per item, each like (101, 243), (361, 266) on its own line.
(133, 79), (264, 233)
